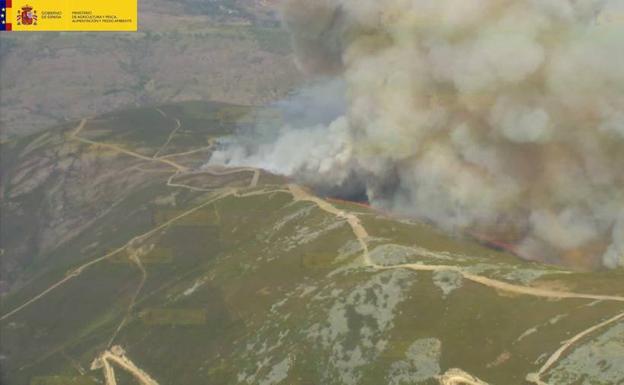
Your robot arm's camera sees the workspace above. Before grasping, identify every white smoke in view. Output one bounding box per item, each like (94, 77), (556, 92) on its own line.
(210, 0), (624, 269)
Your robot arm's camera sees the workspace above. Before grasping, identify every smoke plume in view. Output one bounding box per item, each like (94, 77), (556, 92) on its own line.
(210, 0), (624, 269)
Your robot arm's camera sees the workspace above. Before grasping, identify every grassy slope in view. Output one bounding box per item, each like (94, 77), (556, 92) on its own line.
(1, 102), (623, 385)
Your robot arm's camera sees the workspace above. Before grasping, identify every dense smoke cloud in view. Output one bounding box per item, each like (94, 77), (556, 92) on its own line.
(210, 0), (624, 269)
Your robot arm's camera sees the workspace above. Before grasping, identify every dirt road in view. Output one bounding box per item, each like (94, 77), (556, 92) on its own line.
(153, 108), (182, 158)
(439, 369), (489, 385)
(289, 184), (370, 263)
(71, 119), (188, 172)
(92, 346), (159, 385)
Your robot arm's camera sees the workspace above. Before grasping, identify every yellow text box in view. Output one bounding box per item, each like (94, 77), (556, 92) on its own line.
(7, 0), (136, 31)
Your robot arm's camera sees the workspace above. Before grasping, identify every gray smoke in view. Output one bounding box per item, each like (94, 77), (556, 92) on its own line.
(210, 0), (624, 270)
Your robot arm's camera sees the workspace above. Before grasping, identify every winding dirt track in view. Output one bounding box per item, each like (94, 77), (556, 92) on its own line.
(160, 143), (214, 159)
(288, 184), (370, 261)
(379, 264), (624, 302)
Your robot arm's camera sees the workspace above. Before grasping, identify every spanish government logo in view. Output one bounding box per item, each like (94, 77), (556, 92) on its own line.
(16, 3), (36, 25)
(0, 0), (137, 32)
(0, 0), (12, 31)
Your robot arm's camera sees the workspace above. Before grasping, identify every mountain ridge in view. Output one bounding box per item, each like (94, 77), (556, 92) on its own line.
(1, 101), (623, 385)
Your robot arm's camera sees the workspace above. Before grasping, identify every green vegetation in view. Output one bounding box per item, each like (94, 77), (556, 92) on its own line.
(1, 102), (623, 385)
(30, 376), (98, 385)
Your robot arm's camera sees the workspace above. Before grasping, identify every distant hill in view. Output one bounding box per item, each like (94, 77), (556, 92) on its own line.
(0, 0), (301, 140)
(1, 102), (623, 385)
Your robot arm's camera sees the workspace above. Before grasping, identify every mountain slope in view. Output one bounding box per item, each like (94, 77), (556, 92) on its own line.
(1, 102), (623, 385)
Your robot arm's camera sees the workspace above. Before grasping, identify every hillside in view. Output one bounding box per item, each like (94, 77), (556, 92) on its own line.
(1, 102), (623, 385)
(0, 0), (300, 140)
